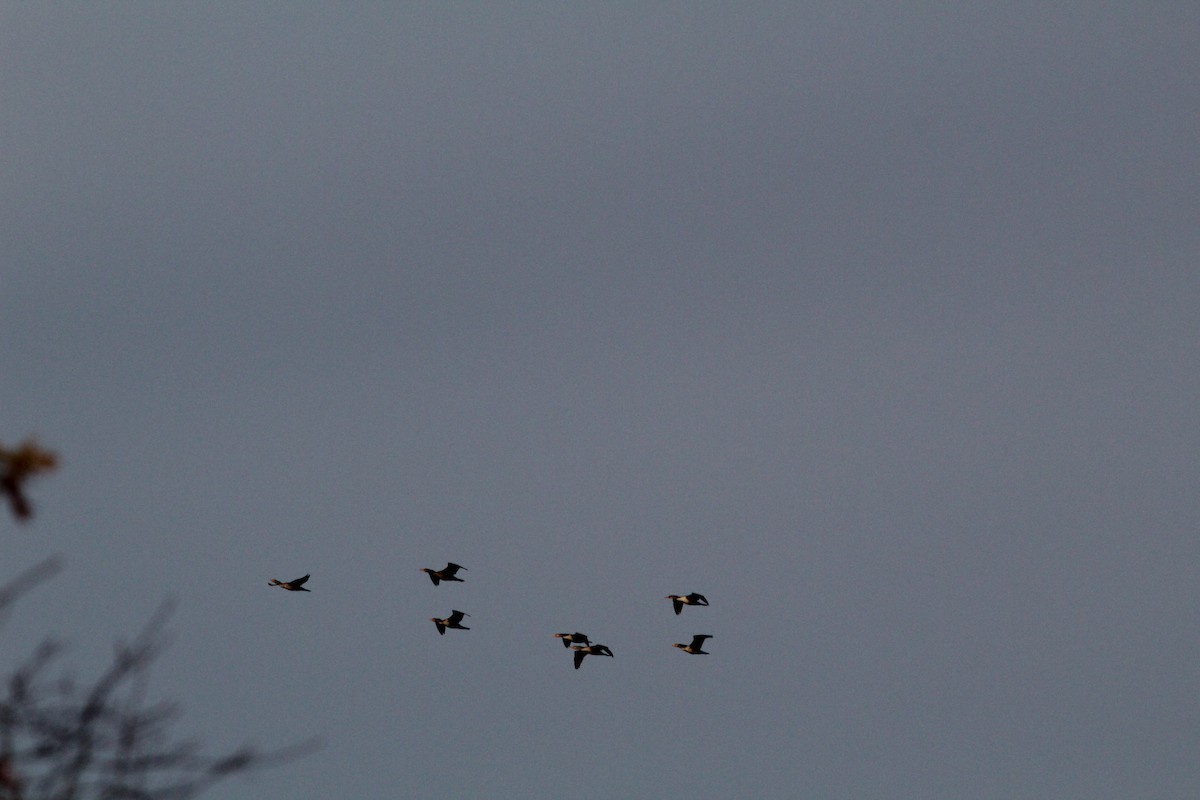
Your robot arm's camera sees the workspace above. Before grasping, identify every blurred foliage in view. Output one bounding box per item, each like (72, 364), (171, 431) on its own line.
(0, 441), (58, 523)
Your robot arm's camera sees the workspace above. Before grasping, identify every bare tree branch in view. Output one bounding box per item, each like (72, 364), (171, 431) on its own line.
(0, 564), (314, 800)
(0, 558), (64, 620)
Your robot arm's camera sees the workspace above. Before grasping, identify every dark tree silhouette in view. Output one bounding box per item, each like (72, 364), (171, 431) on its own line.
(0, 441), (58, 523)
(0, 558), (315, 800)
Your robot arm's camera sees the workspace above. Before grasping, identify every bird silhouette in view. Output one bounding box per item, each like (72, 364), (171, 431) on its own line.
(570, 643), (614, 669)
(672, 634), (713, 655)
(431, 609), (470, 635)
(665, 593), (709, 615)
(420, 562), (467, 586)
(268, 574), (311, 592)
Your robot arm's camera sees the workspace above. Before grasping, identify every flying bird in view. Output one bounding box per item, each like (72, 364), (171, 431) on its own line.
(552, 632), (591, 649)
(268, 574), (311, 592)
(431, 609), (470, 635)
(665, 593), (709, 615)
(421, 562), (467, 586)
(672, 635), (713, 655)
(570, 643), (614, 670)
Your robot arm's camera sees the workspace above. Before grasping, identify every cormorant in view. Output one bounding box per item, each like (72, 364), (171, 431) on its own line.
(431, 609), (470, 635)
(665, 593), (709, 615)
(421, 562), (467, 586)
(269, 574), (311, 592)
(570, 643), (614, 669)
(672, 635), (713, 655)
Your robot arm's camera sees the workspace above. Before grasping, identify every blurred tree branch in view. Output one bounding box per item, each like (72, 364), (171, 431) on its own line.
(0, 558), (317, 800)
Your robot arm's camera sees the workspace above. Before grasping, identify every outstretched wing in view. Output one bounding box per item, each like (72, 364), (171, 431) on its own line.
(290, 574), (310, 587)
(434, 619), (446, 635)
(447, 610), (469, 625)
(690, 593), (709, 605)
(689, 635), (712, 649)
(672, 598), (683, 615)
(573, 649), (586, 669)
(443, 562), (466, 576)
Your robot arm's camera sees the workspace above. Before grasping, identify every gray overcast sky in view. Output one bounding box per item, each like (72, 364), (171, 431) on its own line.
(3, 3), (1199, 798)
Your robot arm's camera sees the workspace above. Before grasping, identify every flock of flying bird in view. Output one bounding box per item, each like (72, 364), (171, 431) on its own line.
(268, 563), (714, 670)
(6, 441), (715, 671)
